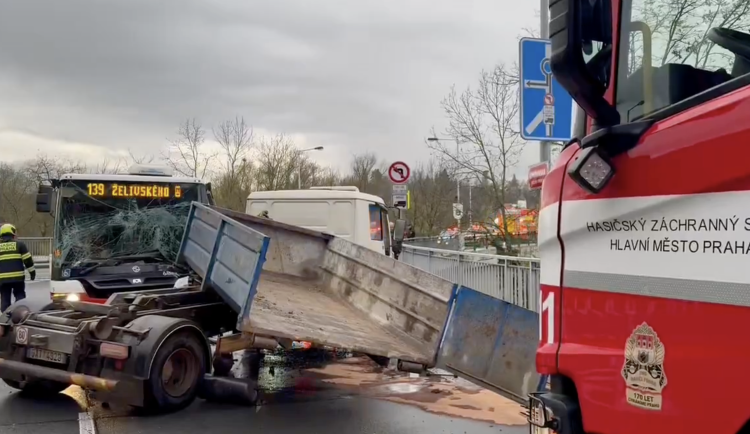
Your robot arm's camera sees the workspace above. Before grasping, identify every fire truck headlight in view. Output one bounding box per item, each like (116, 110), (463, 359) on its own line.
(65, 293), (80, 302)
(568, 146), (614, 194)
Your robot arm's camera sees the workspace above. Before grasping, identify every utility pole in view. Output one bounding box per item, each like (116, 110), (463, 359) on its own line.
(455, 138), (460, 223)
(426, 136), (465, 250)
(468, 182), (472, 229)
(455, 139), (465, 251)
(298, 146), (324, 189)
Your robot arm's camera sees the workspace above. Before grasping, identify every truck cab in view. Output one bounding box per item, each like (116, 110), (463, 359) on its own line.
(35, 164), (212, 303)
(530, 1), (750, 433)
(246, 186), (395, 256)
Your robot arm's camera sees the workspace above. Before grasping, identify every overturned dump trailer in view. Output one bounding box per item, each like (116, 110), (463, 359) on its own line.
(0, 203), (458, 412)
(182, 205), (456, 369)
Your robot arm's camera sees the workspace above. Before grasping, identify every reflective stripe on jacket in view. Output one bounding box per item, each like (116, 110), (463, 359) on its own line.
(0, 236), (34, 282)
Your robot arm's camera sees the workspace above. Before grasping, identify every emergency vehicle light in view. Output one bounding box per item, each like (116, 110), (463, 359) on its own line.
(567, 146), (614, 194)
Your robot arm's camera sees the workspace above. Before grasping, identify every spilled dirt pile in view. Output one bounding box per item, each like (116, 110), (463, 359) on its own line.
(302, 355), (527, 426)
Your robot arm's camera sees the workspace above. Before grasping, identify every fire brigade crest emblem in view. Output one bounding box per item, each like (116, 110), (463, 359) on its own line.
(621, 322), (667, 410)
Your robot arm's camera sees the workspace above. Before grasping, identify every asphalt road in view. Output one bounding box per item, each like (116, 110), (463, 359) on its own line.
(0, 281), (529, 434)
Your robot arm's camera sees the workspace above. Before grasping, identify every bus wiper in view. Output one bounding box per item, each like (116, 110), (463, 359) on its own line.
(107, 250), (165, 262)
(76, 251), (165, 276)
(76, 261), (108, 277)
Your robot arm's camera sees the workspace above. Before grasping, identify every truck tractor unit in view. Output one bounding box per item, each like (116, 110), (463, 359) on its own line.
(0, 203), (460, 411)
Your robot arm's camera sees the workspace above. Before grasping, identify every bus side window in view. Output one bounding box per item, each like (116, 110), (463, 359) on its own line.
(368, 204), (383, 241)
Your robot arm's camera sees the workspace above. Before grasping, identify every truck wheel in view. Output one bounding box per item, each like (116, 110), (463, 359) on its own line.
(3, 378), (68, 396)
(145, 331), (206, 413)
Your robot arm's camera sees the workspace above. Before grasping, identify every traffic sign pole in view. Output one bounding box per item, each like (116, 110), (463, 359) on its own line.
(540, 0), (551, 163)
(388, 162), (411, 209)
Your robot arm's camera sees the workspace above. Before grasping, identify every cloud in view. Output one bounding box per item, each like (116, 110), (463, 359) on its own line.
(0, 0), (538, 176)
(0, 130), (127, 163)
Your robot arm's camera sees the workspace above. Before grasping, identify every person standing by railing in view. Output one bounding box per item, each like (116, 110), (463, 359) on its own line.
(0, 223), (36, 312)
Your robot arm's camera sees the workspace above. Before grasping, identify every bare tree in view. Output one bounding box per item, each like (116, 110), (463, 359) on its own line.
(88, 157), (125, 174)
(0, 164), (36, 233)
(428, 63), (525, 252)
(164, 118), (215, 179)
(406, 161), (456, 236)
(254, 134), (302, 191)
(128, 148), (155, 164)
(212, 160), (254, 211)
(26, 154), (86, 183)
(212, 116), (254, 210)
(214, 116), (253, 177)
(346, 152), (379, 192)
(628, 0), (750, 73)
(310, 166), (342, 187)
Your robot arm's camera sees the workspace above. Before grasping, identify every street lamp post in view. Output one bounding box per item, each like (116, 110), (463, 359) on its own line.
(298, 146), (324, 189)
(427, 136), (464, 250)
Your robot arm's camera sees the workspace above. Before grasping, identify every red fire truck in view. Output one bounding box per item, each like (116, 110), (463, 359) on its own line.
(529, 0), (750, 433)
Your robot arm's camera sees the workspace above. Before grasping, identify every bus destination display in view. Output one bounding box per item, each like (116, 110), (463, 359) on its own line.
(86, 182), (182, 199)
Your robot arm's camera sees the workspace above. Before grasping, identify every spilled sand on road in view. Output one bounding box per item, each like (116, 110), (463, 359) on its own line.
(303, 356), (527, 426)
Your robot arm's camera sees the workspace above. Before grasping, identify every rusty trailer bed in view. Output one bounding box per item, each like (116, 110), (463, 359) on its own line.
(248, 271), (432, 362)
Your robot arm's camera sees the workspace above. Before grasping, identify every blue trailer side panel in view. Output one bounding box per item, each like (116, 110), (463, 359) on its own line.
(438, 286), (540, 403)
(177, 203), (270, 323)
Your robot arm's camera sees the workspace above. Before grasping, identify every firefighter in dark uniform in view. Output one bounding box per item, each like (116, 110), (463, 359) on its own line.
(0, 223), (35, 312)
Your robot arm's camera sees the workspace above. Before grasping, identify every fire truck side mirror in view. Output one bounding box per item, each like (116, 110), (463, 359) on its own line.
(549, 0), (620, 127)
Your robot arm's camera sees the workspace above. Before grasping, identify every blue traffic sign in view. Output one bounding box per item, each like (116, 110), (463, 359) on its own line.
(519, 38), (574, 142)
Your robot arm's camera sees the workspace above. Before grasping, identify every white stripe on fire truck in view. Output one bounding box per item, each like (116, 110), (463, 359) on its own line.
(548, 190), (750, 305)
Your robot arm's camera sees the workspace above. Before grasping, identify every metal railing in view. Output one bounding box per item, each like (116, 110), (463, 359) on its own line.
(401, 244), (541, 312)
(17, 237), (52, 268)
(403, 236), (461, 250)
(404, 235), (539, 256)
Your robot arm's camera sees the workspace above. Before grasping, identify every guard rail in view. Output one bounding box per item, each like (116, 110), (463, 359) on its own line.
(17, 237), (52, 269)
(400, 244), (540, 312)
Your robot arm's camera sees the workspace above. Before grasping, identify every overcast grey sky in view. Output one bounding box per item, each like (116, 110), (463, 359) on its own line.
(0, 0), (538, 177)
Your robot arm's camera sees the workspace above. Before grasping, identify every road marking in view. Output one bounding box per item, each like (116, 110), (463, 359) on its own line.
(78, 411), (97, 434)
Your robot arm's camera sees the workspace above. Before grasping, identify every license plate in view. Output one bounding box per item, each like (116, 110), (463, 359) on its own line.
(26, 348), (67, 364)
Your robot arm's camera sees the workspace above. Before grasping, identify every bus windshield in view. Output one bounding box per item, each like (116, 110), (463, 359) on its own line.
(54, 179), (204, 268)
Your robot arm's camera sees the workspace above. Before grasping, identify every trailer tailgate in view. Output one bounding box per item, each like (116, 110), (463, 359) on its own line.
(177, 202), (270, 320)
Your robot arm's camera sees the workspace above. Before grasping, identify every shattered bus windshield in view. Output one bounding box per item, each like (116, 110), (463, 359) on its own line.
(54, 179), (203, 268)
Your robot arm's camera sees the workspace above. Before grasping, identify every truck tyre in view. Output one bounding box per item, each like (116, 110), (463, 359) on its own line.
(145, 330), (206, 413)
(3, 378), (68, 396)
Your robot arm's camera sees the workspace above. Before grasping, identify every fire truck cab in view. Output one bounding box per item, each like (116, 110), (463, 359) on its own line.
(530, 0), (750, 433)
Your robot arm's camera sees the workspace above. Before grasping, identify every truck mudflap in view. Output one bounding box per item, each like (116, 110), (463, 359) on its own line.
(437, 285), (540, 403)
